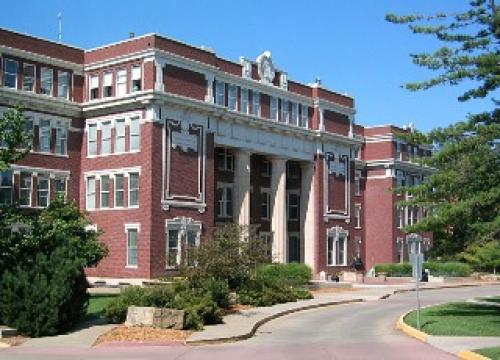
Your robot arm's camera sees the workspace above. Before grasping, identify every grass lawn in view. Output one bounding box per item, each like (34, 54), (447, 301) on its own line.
(475, 346), (500, 360)
(405, 302), (500, 336)
(478, 296), (500, 304)
(86, 295), (117, 320)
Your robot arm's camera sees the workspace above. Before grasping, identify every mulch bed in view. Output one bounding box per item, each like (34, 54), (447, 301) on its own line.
(94, 325), (192, 346)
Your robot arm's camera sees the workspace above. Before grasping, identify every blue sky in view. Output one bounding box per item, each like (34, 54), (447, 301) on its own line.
(1, 0), (495, 131)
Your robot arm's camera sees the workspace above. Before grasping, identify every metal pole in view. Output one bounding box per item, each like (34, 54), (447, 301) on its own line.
(415, 257), (421, 330)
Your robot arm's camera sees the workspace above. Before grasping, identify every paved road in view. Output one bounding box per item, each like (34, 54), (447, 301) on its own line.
(1, 284), (498, 360)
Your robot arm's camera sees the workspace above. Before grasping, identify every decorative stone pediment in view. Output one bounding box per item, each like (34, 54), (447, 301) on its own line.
(171, 121), (198, 152)
(327, 153), (347, 177)
(256, 51), (275, 85)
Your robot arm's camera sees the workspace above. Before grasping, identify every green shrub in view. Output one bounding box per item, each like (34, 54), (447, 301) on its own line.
(374, 263), (412, 277)
(425, 262), (471, 277)
(0, 246), (89, 337)
(191, 278), (230, 309)
(256, 263), (312, 287)
(104, 296), (130, 324)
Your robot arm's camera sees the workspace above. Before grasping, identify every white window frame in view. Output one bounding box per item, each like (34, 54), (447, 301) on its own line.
(300, 104), (309, 128)
(327, 229), (348, 266)
(354, 204), (361, 229)
(116, 68), (127, 96)
(114, 174), (125, 208)
(291, 102), (299, 126)
(103, 72), (113, 97)
(280, 99), (289, 123)
(287, 190), (300, 221)
(260, 187), (271, 220)
(89, 74), (99, 100)
(57, 71), (69, 99)
(128, 172), (139, 208)
(115, 119), (126, 153)
(40, 67), (53, 96)
(100, 175), (110, 208)
(19, 172), (32, 207)
(217, 182), (233, 219)
(129, 117), (140, 152)
(54, 177), (67, 200)
(88, 124), (97, 156)
(3, 58), (18, 89)
(39, 119), (51, 153)
(240, 88), (249, 114)
(125, 224), (140, 268)
(217, 148), (234, 172)
(397, 206), (404, 229)
(101, 121), (112, 155)
(55, 121), (68, 155)
(37, 174), (50, 208)
(165, 218), (202, 268)
(228, 84), (237, 110)
(252, 90), (261, 116)
(131, 65), (142, 92)
(215, 81), (225, 106)
(86, 176), (96, 209)
(22, 63), (35, 92)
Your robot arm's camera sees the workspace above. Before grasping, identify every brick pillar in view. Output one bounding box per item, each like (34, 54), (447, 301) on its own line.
(271, 157), (287, 263)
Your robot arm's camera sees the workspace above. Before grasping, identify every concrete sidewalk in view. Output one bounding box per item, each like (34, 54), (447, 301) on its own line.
(428, 336), (500, 354)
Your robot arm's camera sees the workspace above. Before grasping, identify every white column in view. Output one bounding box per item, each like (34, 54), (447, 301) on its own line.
(205, 73), (215, 103)
(233, 149), (251, 228)
(300, 161), (316, 272)
(271, 157), (287, 263)
(319, 107), (325, 132)
(348, 115), (354, 138)
(155, 60), (165, 92)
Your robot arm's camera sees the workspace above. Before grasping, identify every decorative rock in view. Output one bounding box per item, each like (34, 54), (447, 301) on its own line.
(125, 306), (184, 330)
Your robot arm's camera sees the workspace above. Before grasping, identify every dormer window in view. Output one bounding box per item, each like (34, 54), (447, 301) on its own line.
(22, 63), (35, 92)
(90, 75), (99, 100)
(103, 72), (113, 97)
(131, 66), (141, 92)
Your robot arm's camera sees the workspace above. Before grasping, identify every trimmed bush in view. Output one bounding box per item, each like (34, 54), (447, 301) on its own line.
(373, 261), (472, 277)
(0, 246), (89, 337)
(425, 262), (471, 277)
(256, 263), (313, 287)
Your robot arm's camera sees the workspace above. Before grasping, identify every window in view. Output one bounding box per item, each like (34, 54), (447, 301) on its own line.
(228, 84), (237, 110)
(396, 170), (406, 187)
(291, 102), (298, 126)
(101, 121), (111, 154)
(39, 119), (51, 152)
(115, 119), (126, 153)
(88, 124), (97, 156)
(89, 75), (99, 100)
(240, 88), (249, 114)
(22, 63), (35, 92)
(126, 228), (138, 267)
(86, 176), (96, 209)
(166, 229), (179, 267)
(252, 91), (260, 116)
(128, 172), (139, 207)
(288, 233), (300, 263)
(58, 71), (69, 99)
(100, 175), (110, 208)
(19, 172), (32, 206)
(396, 206), (404, 229)
(215, 81), (225, 106)
(280, 100), (289, 123)
(116, 69), (127, 96)
(40, 67), (53, 95)
(217, 183), (233, 218)
(103, 72), (113, 97)
(354, 204), (361, 228)
(260, 188), (271, 220)
(270, 96), (278, 120)
(3, 59), (18, 89)
(114, 174), (124, 207)
(129, 117), (140, 151)
(327, 233), (347, 266)
(54, 177), (66, 198)
(262, 160), (271, 177)
(55, 122), (68, 155)
(395, 142), (401, 160)
(216, 148), (233, 171)
(396, 238), (404, 263)
(0, 171), (13, 205)
(287, 191), (300, 221)
(300, 105), (308, 127)
(131, 66), (141, 92)
(37, 175), (49, 207)
(287, 162), (300, 179)
(355, 170), (361, 195)
(260, 232), (273, 258)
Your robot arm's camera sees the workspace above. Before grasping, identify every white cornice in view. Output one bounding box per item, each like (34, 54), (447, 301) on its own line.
(0, 87), (82, 118)
(315, 98), (356, 117)
(0, 45), (83, 75)
(364, 159), (434, 173)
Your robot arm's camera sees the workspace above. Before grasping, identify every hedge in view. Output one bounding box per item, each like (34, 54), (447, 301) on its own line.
(374, 261), (471, 277)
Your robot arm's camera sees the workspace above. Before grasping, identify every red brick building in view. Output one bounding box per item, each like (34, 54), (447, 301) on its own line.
(0, 28), (432, 283)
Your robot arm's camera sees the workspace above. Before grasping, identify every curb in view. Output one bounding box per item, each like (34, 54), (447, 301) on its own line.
(395, 311), (428, 342)
(187, 298), (364, 345)
(457, 350), (491, 360)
